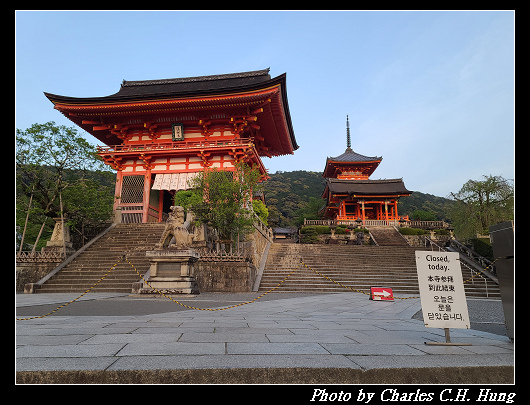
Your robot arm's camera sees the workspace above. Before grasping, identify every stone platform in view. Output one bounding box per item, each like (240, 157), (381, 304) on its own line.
(16, 292), (513, 384)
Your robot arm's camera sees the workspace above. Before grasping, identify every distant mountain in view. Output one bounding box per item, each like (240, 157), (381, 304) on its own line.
(263, 170), (454, 227)
(397, 190), (455, 222)
(263, 170), (326, 227)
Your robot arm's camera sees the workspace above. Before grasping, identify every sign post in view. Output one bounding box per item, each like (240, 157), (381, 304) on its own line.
(415, 251), (472, 346)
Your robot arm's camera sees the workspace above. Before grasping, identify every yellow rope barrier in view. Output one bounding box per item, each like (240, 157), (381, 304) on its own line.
(16, 254), (500, 320)
(16, 257), (125, 321)
(125, 257), (302, 311)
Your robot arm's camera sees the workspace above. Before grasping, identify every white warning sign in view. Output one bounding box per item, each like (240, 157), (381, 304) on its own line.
(415, 251), (470, 329)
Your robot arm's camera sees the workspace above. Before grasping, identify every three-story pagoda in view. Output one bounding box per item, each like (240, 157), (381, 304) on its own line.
(321, 116), (411, 223)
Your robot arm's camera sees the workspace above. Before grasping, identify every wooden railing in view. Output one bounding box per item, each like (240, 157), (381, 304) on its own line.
(303, 218), (450, 229)
(406, 220), (449, 229)
(16, 251), (65, 263)
(97, 139), (255, 154)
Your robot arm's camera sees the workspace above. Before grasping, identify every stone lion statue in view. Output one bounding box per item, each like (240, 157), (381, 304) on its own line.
(156, 206), (194, 249)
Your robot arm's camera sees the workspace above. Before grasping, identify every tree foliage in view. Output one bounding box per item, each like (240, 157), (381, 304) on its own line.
(410, 209), (438, 221)
(263, 171), (326, 227)
(252, 199), (269, 226)
(16, 122), (114, 250)
(397, 192), (455, 221)
(449, 175), (514, 239)
(184, 162), (264, 241)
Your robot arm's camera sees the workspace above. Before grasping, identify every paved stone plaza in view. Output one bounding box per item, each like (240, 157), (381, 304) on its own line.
(16, 292), (514, 383)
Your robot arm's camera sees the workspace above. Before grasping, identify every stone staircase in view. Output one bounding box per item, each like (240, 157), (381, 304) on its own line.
(259, 243), (500, 299)
(37, 223), (165, 293)
(368, 226), (410, 246)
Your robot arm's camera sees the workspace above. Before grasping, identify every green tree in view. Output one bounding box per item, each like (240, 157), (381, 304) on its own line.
(411, 209), (438, 221)
(61, 175), (115, 235)
(252, 199), (269, 225)
(173, 190), (202, 215)
(16, 122), (113, 250)
(16, 122), (106, 215)
(449, 175), (514, 239)
(186, 162), (264, 241)
(266, 205), (281, 228)
(294, 196), (323, 226)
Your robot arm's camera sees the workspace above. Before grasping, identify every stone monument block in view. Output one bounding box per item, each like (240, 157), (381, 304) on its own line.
(140, 249), (200, 294)
(44, 217), (73, 249)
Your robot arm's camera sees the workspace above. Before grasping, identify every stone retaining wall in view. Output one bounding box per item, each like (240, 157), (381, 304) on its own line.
(195, 261), (257, 292)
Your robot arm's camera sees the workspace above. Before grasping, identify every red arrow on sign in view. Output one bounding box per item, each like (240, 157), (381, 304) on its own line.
(370, 287), (394, 301)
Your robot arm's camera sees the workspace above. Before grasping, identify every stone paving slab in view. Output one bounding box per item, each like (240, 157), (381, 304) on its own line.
(107, 354), (361, 371)
(15, 293), (129, 307)
(346, 353), (515, 370)
(117, 342), (226, 356)
(227, 342), (330, 355)
(80, 333), (182, 345)
(16, 343), (126, 358)
(178, 332), (269, 343)
(320, 343), (425, 355)
(16, 335), (95, 346)
(16, 357), (118, 372)
(15, 291), (514, 383)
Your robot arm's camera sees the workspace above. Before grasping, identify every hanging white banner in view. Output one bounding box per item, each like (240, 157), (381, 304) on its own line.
(151, 174), (164, 190)
(161, 173), (172, 190)
(152, 171), (201, 191)
(170, 173), (180, 190)
(177, 173), (188, 190)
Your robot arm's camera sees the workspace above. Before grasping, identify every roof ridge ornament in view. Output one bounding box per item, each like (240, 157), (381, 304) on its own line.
(346, 115), (351, 151)
(121, 68), (271, 88)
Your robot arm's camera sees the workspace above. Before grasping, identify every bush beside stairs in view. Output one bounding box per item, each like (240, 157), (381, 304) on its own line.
(37, 223), (165, 293)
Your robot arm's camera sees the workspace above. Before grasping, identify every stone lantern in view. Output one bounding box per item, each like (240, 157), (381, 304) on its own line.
(329, 224), (337, 239)
(347, 223), (356, 240)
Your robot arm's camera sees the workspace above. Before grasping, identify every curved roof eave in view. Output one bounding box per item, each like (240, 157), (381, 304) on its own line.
(44, 70), (297, 153)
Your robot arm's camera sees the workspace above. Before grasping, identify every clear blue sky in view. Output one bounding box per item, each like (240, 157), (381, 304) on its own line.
(15, 10), (514, 198)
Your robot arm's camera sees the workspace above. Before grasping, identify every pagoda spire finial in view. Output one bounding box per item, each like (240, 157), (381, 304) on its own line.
(346, 115), (351, 150)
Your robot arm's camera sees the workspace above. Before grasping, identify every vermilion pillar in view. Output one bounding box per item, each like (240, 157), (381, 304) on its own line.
(142, 170), (151, 223)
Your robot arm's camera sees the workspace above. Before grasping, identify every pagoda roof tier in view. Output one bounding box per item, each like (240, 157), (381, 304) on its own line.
(323, 178), (412, 199)
(323, 148), (382, 178)
(44, 69), (297, 156)
(328, 147), (382, 163)
(322, 147), (383, 178)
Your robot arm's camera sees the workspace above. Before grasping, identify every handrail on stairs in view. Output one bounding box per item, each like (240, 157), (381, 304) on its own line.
(393, 226), (412, 246)
(448, 238), (496, 276)
(23, 223), (118, 294)
(367, 230), (378, 246)
(420, 235), (498, 297)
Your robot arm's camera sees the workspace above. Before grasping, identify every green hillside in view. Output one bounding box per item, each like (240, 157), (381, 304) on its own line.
(263, 170), (455, 227)
(397, 191), (455, 222)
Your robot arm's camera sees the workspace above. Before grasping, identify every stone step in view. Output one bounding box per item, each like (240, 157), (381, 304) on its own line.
(37, 223), (165, 293)
(259, 242), (500, 299)
(39, 286), (134, 293)
(39, 274), (141, 282)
